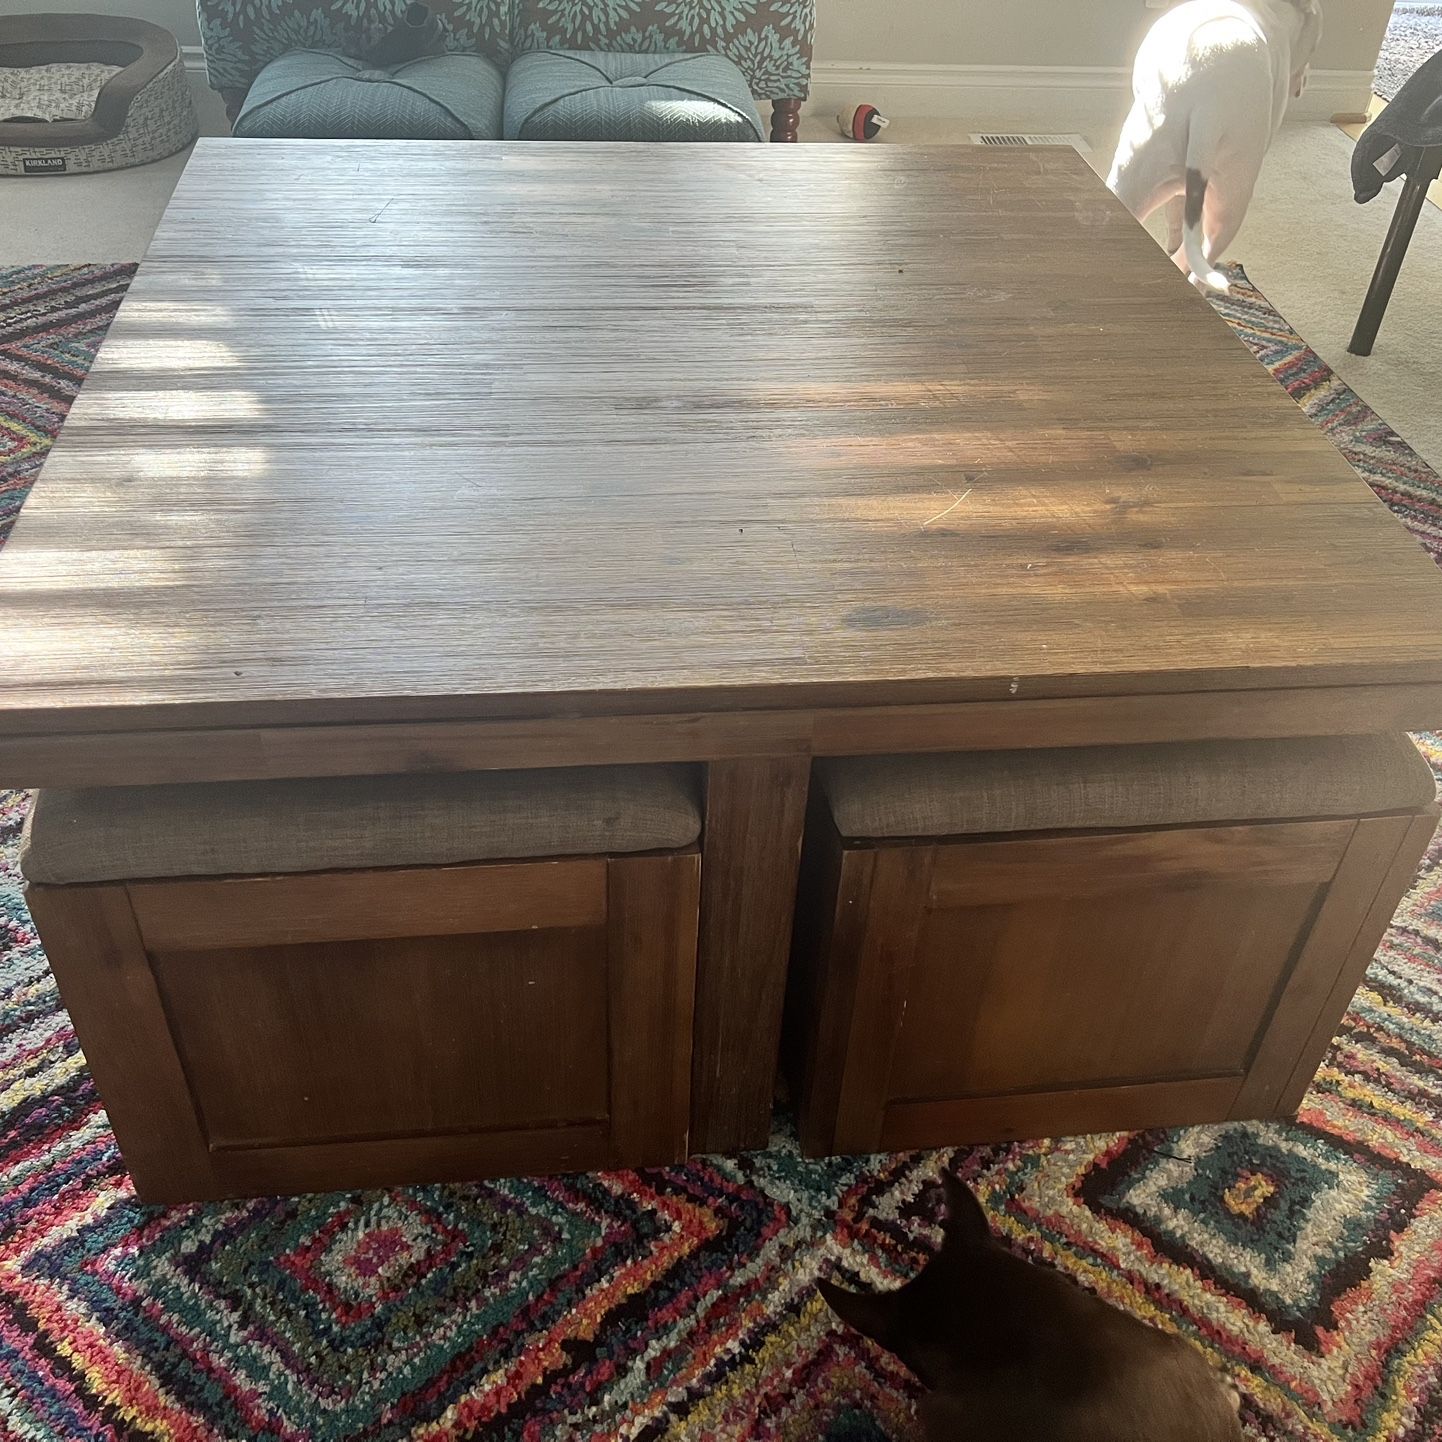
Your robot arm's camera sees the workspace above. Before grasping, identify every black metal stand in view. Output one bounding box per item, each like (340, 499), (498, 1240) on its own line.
(1349, 145), (1442, 357)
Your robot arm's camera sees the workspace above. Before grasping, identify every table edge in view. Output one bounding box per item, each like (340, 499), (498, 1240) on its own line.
(4, 679), (1442, 789)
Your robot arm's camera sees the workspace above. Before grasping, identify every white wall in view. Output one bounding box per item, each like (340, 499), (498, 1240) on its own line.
(816, 0), (1149, 69)
(1312, 0), (1395, 72)
(17, 0), (1397, 117)
(17, 0), (1400, 72)
(810, 0), (1395, 121)
(30, 0), (201, 47)
(814, 0), (1393, 73)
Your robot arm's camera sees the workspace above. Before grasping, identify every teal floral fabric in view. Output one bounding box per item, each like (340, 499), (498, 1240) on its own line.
(198, 0), (511, 91)
(510, 0), (811, 97)
(197, 0), (813, 98)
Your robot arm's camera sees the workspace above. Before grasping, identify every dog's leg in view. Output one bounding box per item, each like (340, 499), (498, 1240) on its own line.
(1127, 178), (1188, 263)
(1195, 146), (1264, 285)
(1112, 155), (1184, 231)
(1107, 102), (1167, 216)
(1163, 195), (1185, 263)
(1109, 106), (1188, 262)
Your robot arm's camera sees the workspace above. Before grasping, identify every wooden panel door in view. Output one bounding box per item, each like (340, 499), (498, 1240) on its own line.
(150, 928), (614, 1149)
(796, 812), (1435, 1156)
(29, 851), (699, 1202)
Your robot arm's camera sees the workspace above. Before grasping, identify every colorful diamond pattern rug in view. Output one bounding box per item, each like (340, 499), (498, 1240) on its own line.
(0, 265), (137, 545)
(2, 263), (1442, 1440)
(1210, 265), (1442, 562)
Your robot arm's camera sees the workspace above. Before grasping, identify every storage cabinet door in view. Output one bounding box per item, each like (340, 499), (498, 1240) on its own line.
(32, 852), (699, 1201)
(809, 817), (1429, 1155)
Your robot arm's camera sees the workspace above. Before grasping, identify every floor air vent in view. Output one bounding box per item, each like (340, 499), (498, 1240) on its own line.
(970, 132), (1090, 151)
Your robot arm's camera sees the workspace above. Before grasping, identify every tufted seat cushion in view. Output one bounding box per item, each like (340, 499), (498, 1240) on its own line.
(232, 48), (504, 139)
(503, 50), (763, 142)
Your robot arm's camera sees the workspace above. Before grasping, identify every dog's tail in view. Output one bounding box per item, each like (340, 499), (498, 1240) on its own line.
(1182, 166), (1229, 292)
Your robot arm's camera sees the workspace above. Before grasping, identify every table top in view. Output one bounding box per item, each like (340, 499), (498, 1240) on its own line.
(4, 138), (1442, 739)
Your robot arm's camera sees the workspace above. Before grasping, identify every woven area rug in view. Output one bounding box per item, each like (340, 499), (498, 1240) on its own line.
(1212, 264), (1442, 562)
(1375, 3), (1442, 103)
(3, 263), (1442, 1441)
(0, 264), (136, 546)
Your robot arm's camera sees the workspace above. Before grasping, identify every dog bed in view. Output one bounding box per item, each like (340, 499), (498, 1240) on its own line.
(0, 13), (197, 176)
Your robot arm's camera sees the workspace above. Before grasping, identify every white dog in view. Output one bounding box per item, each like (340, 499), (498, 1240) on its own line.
(1108, 0), (1322, 289)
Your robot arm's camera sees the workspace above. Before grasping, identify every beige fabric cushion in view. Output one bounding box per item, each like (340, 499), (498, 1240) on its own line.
(20, 764), (701, 884)
(816, 734), (1436, 840)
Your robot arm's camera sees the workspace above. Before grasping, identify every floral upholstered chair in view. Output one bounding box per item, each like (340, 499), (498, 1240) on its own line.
(197, 0), (510, 119)
(196, 0), (815, 139)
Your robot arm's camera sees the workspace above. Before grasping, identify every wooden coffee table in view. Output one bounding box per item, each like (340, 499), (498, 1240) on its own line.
(5, 140), (1442, 1155)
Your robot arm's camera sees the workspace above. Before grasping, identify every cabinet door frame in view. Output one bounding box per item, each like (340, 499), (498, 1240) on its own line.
(798, 809), (1437, 1156)
(28, 849), (699, 1202)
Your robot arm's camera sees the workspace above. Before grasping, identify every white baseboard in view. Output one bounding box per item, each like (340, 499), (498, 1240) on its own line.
(1292, 69), (1377, 119)
(806, 63), (1132, 131)
(805, 62), (1374, 128)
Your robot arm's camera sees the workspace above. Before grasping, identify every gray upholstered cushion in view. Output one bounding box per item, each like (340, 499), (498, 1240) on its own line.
(20, 765), (701, 884)
(816, 735), (1437, 840)
(503, 51), (764, 142)
(233, 49), (504, 140)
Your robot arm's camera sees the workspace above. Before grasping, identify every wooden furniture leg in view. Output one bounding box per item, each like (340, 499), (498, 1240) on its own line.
(1237, 808), (1441, 1117)
(770, 98), (801, 143)
(24, 883), (218, 1200)
(690, 756), (810, 1153)
(1349, 145), (1442, 356)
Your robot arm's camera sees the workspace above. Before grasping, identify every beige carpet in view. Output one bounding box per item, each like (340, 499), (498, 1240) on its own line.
(803, 113), (1442, 475)
(1227, 123), (1442, 475)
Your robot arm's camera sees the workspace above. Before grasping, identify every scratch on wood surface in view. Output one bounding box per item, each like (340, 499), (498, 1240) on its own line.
(922, 488), (973, 529)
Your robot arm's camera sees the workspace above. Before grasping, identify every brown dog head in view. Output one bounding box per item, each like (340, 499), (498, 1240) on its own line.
(818, 1172), (996, 1392)
(819, 1173), (1244, 1441)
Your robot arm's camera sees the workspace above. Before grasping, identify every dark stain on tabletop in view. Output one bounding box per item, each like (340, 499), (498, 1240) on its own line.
(1108, 495), (1152, 516)
(844, 605), (931, 630)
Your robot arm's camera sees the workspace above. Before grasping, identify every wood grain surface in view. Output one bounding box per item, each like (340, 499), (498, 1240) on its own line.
(30, 847), (703, 1200)
(126, 858), (608, 949)
(790, 808), (1433, 1155)
(3, 140), (1442, 745)
(5, 682), (1442, 788)
(690, 755), (810, 1151)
